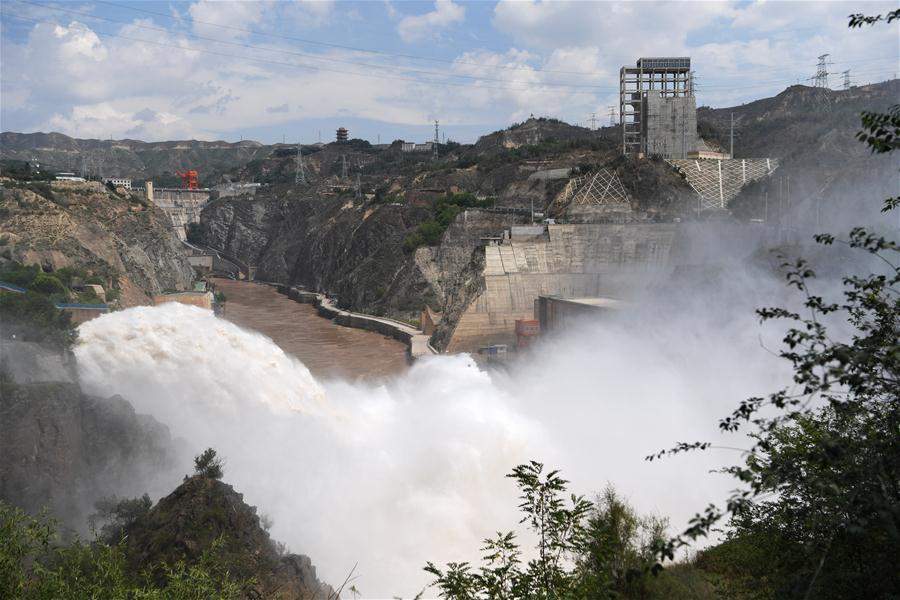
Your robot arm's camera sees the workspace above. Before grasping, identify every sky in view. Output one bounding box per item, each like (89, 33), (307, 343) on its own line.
(1, 0), (897, 144)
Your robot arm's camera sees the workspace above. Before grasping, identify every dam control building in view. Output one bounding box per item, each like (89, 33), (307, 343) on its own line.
(620, 57), (696, 158)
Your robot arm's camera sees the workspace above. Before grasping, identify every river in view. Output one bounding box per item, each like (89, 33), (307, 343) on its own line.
(212, 279), (409, 380)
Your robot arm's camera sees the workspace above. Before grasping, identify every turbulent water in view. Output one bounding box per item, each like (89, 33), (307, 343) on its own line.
(74, 295), (787, 596)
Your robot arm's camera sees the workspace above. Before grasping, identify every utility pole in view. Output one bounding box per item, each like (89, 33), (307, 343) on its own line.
(730, 112), (734, 158)
(355, 172), (361, 200)
(433, 120), (439, 159)
(295, 141), (306, 185)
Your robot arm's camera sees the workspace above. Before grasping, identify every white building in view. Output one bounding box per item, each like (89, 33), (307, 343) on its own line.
(55, 172), (86, 182)
(401, 141), (434, 153)
(104, 177), (132, 189)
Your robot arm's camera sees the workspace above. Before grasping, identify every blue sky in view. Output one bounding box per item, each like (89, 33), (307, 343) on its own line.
(1, 1), (897, 144)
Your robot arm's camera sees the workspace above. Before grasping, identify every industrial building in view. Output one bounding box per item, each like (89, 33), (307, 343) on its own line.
(103, 177), (132, 189)
(620, 57), (696, 158)
(401, 141), (434, 153)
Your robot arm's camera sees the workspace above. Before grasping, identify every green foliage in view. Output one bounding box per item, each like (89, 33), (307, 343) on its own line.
(425, 462), (679, 599)
(28, 273), (66, 297)
(194, 448), (224, 480)
(0, 262), (41, 287)
(90, 495), (153, 544)
(0, 501), (247, 599)
(0, 160), (55, 182)
(403, 192), (494, 252)
(0, 291), (76, 347)
(213, 291), (227, 304)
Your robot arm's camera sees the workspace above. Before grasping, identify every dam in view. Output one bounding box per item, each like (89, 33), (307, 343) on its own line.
(445, 221), (778, 352)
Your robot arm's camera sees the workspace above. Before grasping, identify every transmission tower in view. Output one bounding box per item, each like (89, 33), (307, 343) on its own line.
(812, 54), (832, 88)
(341, 154), (348, 181)
(842, 69), (851, 90)
(608, 106), (616, 126)
(294, 142), (306, 185)
(588, 112), (597, 130)
(355, 172), (361, 200)
(433, 120), (439, 159)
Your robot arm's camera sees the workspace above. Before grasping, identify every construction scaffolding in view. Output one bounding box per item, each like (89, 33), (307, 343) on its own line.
(667, 157), (779, 211)
(554, 169), (632, 219)
(620, 57), (694, 158)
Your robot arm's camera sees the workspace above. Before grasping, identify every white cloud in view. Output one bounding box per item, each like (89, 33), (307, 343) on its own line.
(397, 0), (465, 43)
(187, 0), (271, 39)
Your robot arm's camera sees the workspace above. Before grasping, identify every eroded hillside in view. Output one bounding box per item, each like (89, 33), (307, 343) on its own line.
(0, 179), (193, 305)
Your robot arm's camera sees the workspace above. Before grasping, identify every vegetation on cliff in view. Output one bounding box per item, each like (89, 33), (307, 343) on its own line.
(1, 447), (335, 600)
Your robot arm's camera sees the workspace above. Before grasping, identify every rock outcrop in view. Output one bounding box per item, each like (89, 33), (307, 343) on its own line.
(0, 352), (177, 530)
(0, 180), (194, 305)
(124, 475), (335, 599)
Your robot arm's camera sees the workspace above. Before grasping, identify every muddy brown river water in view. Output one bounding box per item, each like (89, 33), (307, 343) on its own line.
(213, 279), (409, 380)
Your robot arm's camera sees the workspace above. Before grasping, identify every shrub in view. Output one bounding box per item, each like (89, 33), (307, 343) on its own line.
(28, 273), (66, 297)
(0, 292), (76, 347)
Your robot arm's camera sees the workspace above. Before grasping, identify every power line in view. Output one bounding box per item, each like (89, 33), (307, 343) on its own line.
(90, 0), (615, 77)
(29, 0), (897, 82)
(2, 9), (897, 101)
(0, 11), (617, 95)
(11, 1), (615, 90)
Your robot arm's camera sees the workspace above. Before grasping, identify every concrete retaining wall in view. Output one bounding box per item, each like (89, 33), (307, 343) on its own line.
(277, 285), (436, 361)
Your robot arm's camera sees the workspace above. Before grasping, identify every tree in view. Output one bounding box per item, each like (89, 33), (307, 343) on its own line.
(648, 10), (900, 598)
(194, 448), (224, 479)
(89, 494), (152, 543)
(424, 463), (677, 599)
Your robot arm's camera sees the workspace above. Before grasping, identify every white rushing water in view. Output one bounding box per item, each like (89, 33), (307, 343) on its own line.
(75, 300), (785, 597)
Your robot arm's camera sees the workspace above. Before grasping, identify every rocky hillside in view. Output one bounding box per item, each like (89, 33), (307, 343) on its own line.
(0, 343), (177, 532)
(201, 118), (695, 323)
(0, 132), (272, 187)
(0, 179), (193, 305)
(123, 475), (335, 599)
(697, 79), (900, 222)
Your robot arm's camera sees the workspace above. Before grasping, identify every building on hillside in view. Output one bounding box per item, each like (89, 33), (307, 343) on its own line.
(620, 57), (696, 158)
(103, 177), (132, 189)
(401, 141), (434, 153)
(336, 127), (349, 142)
(55, 172), (86, 182)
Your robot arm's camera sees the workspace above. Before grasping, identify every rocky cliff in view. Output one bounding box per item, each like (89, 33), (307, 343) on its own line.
(697, 79), (900, 222)
(0, 179), (193, 305)
(0, 344), (177, 531)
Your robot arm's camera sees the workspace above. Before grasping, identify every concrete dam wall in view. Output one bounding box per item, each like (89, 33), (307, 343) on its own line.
(446, 223), (678, 351)
(445, 222), (773, 352)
